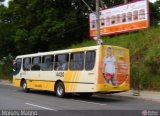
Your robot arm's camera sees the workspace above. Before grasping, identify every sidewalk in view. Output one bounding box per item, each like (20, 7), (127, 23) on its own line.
(109, 90), (160, 102)
(0, 79), (160, 102)
(0, 79), (12, 86)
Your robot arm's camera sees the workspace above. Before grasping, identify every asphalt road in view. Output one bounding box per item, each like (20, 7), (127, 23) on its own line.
(0, 84), (160, 116)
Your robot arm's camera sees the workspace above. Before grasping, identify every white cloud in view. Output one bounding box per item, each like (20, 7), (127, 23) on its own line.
(2, 0), (9, 7)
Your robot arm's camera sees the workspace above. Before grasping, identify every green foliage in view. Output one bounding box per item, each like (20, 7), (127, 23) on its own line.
(150, 2), (160, 26)
(0, 0), (159, 57)
(0, 0), (4, 2)
(0, 0), (93, 56)
(0, 54), (13, 80)
(105, 27), (160, 90)
(71, 27), (160, 90)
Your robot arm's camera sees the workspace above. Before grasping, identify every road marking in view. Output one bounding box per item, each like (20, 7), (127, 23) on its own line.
(72, 99), (107, 106)
(25, 103), (57, 111)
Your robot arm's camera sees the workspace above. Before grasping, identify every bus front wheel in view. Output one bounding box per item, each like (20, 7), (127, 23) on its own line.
(55, 82), (65, 98)
(21, 80), (30, 92)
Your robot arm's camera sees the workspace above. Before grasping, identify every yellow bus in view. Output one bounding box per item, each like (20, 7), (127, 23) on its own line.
(13, 45), (130, 97)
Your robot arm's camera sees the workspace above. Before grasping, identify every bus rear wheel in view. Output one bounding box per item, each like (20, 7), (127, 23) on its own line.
(21, 80), (30, 92)
(55, 82), (65, 98)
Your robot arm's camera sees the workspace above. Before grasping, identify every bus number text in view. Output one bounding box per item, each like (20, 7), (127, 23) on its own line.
(56, 72), (64, 77)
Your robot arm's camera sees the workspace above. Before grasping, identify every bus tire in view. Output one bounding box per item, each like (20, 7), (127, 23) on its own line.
(55, 82), (65, 98)
(21, 80), (30, 93)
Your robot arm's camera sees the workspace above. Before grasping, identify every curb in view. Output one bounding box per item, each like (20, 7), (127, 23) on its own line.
(96, 92), (160, 103)
(111, 94), (157, 102)
(115, 94), (160, 103)
(0, 80), (12, 86)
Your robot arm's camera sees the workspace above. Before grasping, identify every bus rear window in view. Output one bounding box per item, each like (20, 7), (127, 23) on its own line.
(70, 52), (84, 70)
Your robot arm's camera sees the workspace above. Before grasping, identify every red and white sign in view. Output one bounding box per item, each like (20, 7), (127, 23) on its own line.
(89, 0), (149, 37)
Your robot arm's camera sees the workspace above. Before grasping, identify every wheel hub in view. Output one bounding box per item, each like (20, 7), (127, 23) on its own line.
(23, 83), (26, 90)
(57, 86), (63, 95)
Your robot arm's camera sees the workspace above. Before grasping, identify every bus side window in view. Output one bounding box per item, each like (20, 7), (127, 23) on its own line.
(31, 57), (41, 71)
(54, 54), (69, 71)
(85, 51), (96, 70)
(70, 52), (84, 70)
(13, 58), (22, 75)
(23, 58), (31, 71)
(41, 55), (54, 71)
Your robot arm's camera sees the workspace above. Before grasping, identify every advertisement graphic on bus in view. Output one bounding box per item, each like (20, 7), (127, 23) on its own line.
(102, 46), (130, 87)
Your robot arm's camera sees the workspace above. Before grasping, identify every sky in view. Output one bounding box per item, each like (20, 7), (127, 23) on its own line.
(2, 0), (9, 6)
(149, 0), (157, 2)
(2, 0), (158, 7)
(149, 0), (157, 3)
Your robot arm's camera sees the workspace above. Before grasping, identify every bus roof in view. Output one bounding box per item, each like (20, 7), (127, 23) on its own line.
(16, 45), (99, 58)
(16, 45), (128, 59)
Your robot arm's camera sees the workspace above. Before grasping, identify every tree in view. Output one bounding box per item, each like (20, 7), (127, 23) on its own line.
(0, 0), (159, 58)
(0, 5), (15, 59)
(150, 1), (160, 26)
(0, 0), (5, 2)
(3, 0), (92, 55)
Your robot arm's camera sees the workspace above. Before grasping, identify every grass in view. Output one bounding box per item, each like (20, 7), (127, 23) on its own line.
(70, 26), (160, 90)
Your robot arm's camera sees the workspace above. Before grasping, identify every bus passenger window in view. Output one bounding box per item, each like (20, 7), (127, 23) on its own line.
(41, 55), (54, 71)
(13, 58), (22, 75)
(23, 58), (31, 71)
(54, 54), (69, 71)
(31, 57), (41, 71)
(85, 51), (96, 70)
(70, 52), (84, 70)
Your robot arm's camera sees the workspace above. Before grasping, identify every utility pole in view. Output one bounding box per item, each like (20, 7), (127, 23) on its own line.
(81, 0), (103, 45)
(95, 0), (102, 45)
